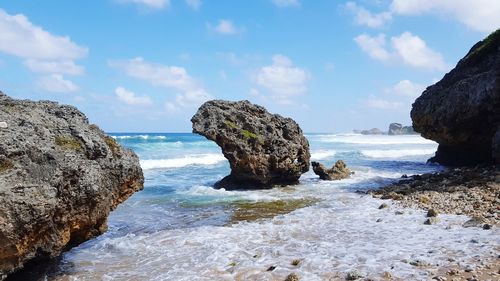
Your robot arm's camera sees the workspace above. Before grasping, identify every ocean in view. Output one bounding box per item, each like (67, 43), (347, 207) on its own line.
(50, 133), (498, 280)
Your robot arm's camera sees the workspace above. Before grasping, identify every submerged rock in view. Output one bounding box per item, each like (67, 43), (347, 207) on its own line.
(311, 160), (351, 180)
(228, 198), (318, 224)
(191, 100), (310, 189)
(411, 29), (500, 165)
(0, 92), (144, 279)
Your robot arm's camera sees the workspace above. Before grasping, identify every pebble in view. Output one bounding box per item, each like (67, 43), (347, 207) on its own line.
(346, 270), (363, 280)
(379, 203), (389, 209)
(424, 217), (440, 225)
(427, 209), (439, 217)
(0, 121), (7, 128)
(482, 224), (492, 230)
(285, 273), (300, 281)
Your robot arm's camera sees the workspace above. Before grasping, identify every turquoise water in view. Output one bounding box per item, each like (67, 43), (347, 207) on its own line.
(50, 133), (499, 280)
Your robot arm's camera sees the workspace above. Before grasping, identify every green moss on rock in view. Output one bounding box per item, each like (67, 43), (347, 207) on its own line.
(55, 136), (82, 150)
(229, 198), (318, 224)
(463, 29), (500, 65)
(0, 158), (14, 173)
(241, 129), (258, 139)
(104, 136), (121, 156)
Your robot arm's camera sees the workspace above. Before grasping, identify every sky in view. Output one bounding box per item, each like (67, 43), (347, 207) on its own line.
(0, 0), (498, 133)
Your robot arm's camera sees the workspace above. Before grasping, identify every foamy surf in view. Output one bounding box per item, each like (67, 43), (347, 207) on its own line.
(140, 154), (226, 170)
(316, 134), (436, 145)
(310, 150), (336, 160)
(361, 148), (436, 158)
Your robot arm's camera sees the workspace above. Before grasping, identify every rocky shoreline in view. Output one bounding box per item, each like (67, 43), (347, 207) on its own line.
(369, 165), (499, 226)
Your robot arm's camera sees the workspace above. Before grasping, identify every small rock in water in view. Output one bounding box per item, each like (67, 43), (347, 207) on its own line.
(267, 265), (276, 271)
(379, 203), (389, 209)
(346, 270), (363, 280)
(463, 217), (485, 228)
(312, 160), (351, 180)
(409, 260), (428, 267)
(382, 271), (392, 279)
(424, 217), (440, 225)
(0, 121), (7, 128)
(376, 218), (383, 222)
(482, 224), (492, 230)
(291, 259), (301, 266)
(285, 273), (300, 281)
(395, 211), (404, 215)
(427, 209), (439, 217)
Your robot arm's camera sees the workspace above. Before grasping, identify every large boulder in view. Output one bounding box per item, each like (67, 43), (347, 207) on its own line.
(0, 92), (144, 279)
(311, 160), (351, 180)
(411, 29), (500, 165)
(191, 100), (310, 189)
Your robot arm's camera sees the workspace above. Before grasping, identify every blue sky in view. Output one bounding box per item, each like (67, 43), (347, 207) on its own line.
(0, 0), (498, 132)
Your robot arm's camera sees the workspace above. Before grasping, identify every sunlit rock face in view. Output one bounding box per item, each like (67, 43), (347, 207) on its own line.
(411, 29), (500, 166)
(0, 92), (144, 280)
(191, 100), (310, 189)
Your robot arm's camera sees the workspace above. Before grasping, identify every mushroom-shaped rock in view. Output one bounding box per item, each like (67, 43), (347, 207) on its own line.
(312, 160), (351, 180)
(191, 100), (310, 189)
(411, 29), (500, 165)
(0, 91), (144, 279)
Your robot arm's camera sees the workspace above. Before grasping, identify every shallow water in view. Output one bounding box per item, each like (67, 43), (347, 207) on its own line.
(50, 133), (499, 280)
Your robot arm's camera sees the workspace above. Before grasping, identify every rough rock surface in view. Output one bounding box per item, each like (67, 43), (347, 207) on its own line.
(191, 100), (310, 189)
(369, 165), (499, 226)
(411, 29), (500, 165)
(311, 160), (351, 180)
(0, 92), (144, 279)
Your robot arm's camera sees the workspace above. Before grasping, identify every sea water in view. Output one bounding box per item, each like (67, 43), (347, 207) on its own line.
(51, 133), (499, 280)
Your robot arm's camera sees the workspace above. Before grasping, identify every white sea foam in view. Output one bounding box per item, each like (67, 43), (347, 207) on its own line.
(59, 186), (499, 281)
(140, 154), (226, 170)
(112, 135), (167, 140)
(310, 150), (336, 160)
(361, 149), (436, 158)
(317, 134), (436, 145)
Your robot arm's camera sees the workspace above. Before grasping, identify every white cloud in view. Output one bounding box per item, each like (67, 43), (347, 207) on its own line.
(110, 57), (211, 109)
(385, 79), (425, 97)
(36, 74), (79, 93)
(354, 34), (390, 61)
(364, 95), (402, 110)
(363, 79), (425, 111)
(271, 0), (300, 8)
(185, 0), (202, 10)
(355, 32), (447, 71)
(254, 54), (308, 103)
(24, 60), (85, 75)
(344, 2), (392, 28)
(209, 19), (241, 35)
(119, 0), (169, 9)
(0, 9), (88, 60)
(390, 0), (500, 33)
(115, 87), (153, 106)
(391, 32), (446, 70)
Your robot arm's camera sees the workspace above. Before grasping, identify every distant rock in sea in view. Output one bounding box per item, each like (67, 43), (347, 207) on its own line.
(411, 29), (500, 165)
(360, 128), (384, 135)
(191, 100), (310, 189)
(0, 92), (144, 279)
(388, 123), (417, 135)
(311, 160), (351, 180)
